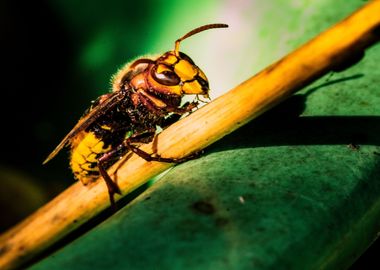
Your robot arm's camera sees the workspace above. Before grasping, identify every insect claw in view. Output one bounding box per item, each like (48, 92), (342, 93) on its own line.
(106, 181), (121, 210)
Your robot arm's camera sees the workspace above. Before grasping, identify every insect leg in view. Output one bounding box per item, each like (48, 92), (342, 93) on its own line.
(124, 139), (200, 164)
(97, 129), (156, 206)
(166, 101), (199, 115)
(98, 145), (126, 206)
(160, 101), (199, 127)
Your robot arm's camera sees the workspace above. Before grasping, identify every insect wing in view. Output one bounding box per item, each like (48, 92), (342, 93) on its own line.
(43, 91), (124, 164)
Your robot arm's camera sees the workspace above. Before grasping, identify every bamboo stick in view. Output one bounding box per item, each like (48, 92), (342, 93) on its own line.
(1, 1), (380, 269)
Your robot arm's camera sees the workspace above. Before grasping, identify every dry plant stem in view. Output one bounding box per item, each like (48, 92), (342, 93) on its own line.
(1, 1), (380, 270)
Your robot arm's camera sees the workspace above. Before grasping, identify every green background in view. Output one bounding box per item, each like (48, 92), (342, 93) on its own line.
(1, 0), (380, 269)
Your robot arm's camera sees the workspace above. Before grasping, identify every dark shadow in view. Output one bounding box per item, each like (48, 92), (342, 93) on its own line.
(208, 73), (379, 153)
(304, 74), (364, 96)
(208, 113), (380, 152)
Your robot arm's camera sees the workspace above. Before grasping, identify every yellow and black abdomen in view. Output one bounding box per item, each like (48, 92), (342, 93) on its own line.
(70, 130), (112, 185)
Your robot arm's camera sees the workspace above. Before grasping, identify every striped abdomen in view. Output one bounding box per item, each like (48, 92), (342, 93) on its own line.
(70, 131), (111, 185)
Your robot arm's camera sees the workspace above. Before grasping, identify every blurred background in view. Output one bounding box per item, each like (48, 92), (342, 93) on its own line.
(0, 0), (377, 268)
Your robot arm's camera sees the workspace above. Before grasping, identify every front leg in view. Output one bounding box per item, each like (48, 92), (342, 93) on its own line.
(167, 101), (199, 115)
(124, 139), (200, 164)
(161, 101), (199, 128)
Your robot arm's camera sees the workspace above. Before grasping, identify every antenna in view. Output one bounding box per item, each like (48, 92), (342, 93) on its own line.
(174, 23), (228, 56)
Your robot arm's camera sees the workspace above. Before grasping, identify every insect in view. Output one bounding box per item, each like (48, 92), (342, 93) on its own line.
(43, 23), (228, 206)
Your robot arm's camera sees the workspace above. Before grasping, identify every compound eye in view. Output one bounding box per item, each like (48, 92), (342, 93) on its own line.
(152, 64), (181, 86)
